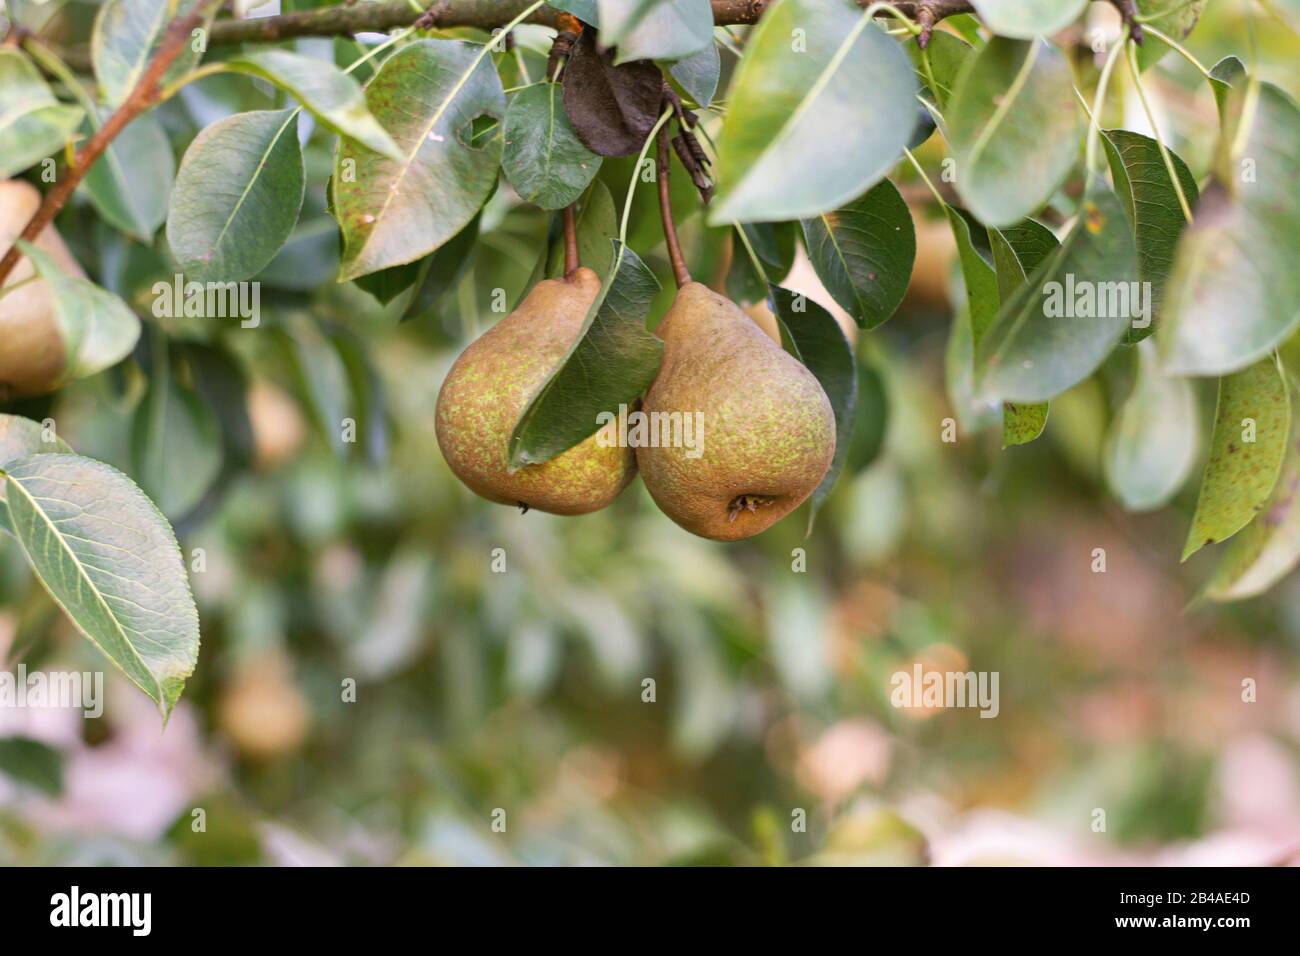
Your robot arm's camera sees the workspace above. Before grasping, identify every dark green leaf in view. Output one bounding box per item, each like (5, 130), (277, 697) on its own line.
(767, 285), (857, 531)
(509, 243), (664, 466)
(81, 109), (173, 242)
(0, 737), (63, 796)
(801, 180), (915, 329)
(503, 81), (603, 210)
(1101, 128), (1198, 342)
(327, 325), (389, 465)
(403, 212), (482, 322)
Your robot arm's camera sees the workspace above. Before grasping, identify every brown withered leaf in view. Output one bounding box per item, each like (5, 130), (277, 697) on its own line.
(561, 31), (663, 158)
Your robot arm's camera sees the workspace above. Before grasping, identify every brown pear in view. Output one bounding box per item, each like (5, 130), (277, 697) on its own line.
(0, 180), (87, 399)
(637, 282), (836, 541)
(436, 267), (635, 515)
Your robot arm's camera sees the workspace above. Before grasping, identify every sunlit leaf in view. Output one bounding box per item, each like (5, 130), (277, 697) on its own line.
(970, 0), (1088, 39)
(711, 0), (916, 224)
(947, 37), (1082, 228)
(334, 39), (505, 281)
(1, 453), (200, 720)
(226, 49), (403, 160)
(598, 0), (712, 64)
(1159, 84), (1300, 376)
(0, 49), (83, 179)
(1104, 340), (1199, 511)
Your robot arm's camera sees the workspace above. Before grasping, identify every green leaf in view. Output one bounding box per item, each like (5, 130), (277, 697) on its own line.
(272, 314), (352, 456)
(1, 453), (200, 720)
(0, 737), (63, 796)
(502, 81), (603, 210)
(947, 37), (1083, 228)
(225, 49), (402, 161)
(975, 180), (1139, 404)
(0, 414), (73, 538)
(1101, 128), (1198, 343)
(1183, 356), (1290, 560)
(711, 0), (917, 224)
(904, 31), (972, 111)
(81, 110), (174, 242)
(989, 217), (1059, 303)
(130, 340), (223, 520)
(1208, 56), (1245, 118)
(354, 258), (422, 306)
(327, 325), (390, 465)
(334, 39), (505, 281)
(1001, 401), (1048, 446)
(550, 0), (600, 23)
(969, 0), (1088, 38)
(946, 208), (1053, 444)
(167, 109), (305, 282)
(15, 240), (140, 385)
(800, 180), (915, 329)
(669, 40), (719, 107)
(92, 0), (209, 107)
(509, 243), (664, 466)
(766, 285), (857, 531)
(598, 0), (713, 64)
(1104, 340), (1198, 510)
(987, 219), (1057, 443)
(1159, 84), (1300, 376)
(1206, 412), (1300, 601)
(0, 49), (84, 179)
(845, 357), (888, 474)
(1135, 0), (1205, 71)
(402, 213), (481, 322)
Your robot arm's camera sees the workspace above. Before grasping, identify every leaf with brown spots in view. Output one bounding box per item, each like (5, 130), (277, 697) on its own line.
(1183, 355), (1291, 561)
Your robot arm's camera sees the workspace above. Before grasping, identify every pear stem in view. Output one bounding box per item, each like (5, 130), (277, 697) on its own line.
(657, 124), (692, 289)
(562, 203), (580, 277)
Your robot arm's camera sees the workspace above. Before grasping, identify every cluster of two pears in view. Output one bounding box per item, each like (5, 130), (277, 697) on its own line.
(435, 269), (836, 541)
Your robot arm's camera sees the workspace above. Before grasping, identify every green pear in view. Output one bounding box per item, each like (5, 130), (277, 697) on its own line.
(436, 267), (635, 515)
(637, 282), (836, 541)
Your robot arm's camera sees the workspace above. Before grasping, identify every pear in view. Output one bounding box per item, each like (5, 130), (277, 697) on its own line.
(637, 282), (836, 541)
(0, 180), (88, 399)
(436, 267), (635, 515)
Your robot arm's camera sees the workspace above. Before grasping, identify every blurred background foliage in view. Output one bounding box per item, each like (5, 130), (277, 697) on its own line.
(2, 0), (1300, 866)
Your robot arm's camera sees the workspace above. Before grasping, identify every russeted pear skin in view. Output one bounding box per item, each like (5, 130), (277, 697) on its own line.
(637, 282), (836, 541)
(436, 267), (635, 515)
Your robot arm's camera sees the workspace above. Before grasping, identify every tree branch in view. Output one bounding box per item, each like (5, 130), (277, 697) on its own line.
(0, 0), (224, 286)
